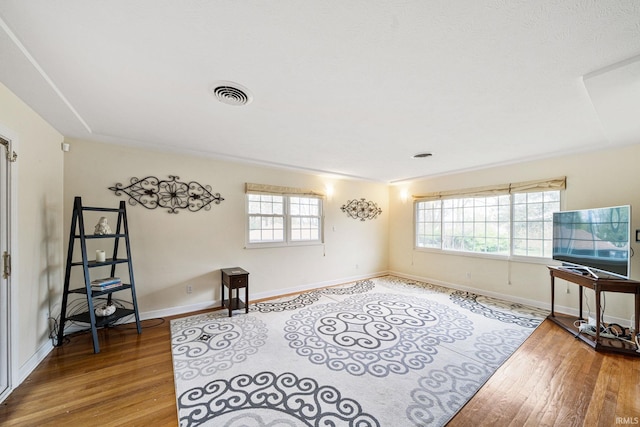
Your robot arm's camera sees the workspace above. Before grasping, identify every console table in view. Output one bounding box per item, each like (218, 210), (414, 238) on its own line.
(548, 266), (640, 356)
(221, 267), (249, 317)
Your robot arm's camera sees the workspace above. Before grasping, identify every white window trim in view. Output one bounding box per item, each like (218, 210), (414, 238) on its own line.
(413, 189), (562, 260)
(245, 193), (325, 249)
(414, 245), (555, 264)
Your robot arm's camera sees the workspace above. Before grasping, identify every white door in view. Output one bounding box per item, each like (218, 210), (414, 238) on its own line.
(0, 132), (16, 403)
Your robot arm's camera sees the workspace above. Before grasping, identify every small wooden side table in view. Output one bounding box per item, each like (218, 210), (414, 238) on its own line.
(221, 267), (249, 317)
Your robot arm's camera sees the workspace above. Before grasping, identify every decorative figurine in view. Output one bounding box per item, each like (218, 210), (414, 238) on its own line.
(94, 216), (112, 235)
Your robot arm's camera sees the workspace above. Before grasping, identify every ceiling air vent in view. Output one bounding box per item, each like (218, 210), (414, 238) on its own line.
(210, 81), (253, 106)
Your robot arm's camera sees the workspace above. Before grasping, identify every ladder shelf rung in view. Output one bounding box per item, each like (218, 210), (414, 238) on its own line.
(82, 206), (124, 213)
(67, 308), (136, 327)
(70, 258), (130, 267)
(68, 284), (132, 296)
(74, 234), (127, 239)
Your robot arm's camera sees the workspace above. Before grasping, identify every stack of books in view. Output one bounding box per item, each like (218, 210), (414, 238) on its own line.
(90, 277), (122, 292)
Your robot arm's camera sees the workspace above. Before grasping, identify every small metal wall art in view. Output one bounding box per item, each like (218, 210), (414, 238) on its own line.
(341, 198), (382, 221)
(109, 175), (224, 214)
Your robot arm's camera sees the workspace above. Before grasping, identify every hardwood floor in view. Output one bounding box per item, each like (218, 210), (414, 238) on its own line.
(452, 320), (640, 426)
(0, 317), (180, 427)
(1, 314), (639, 426)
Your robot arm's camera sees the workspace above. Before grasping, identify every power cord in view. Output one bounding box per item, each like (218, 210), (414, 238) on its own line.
(50, 295), (157, 347)
(574, 318), (640, 351)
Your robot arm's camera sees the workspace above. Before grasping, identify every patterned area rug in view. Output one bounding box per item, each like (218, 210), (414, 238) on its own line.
(170, 276), (547, 426)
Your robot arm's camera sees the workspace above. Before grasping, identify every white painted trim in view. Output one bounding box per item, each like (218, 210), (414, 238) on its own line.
(389, 270), (549, 309)
(0, 16), (91, 133)
(51, 272), (391, 334)
(141, 301), (220, 321)
(388, 270), (633, 328)
(248, 271), (388, 301)
(16, 340), (53, 386)
(141, 271), (389, 321)
(8, 136), (18, 392)
(0, 123), (18, 403)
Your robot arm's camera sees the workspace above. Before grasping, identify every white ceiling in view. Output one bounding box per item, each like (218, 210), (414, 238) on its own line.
(1, 1), (639, 183)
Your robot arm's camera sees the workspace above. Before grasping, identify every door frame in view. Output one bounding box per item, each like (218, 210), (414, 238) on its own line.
(0, 124), (18, 403)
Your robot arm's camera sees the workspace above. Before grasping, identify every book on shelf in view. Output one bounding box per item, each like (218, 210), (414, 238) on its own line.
(90, 277), (122, 291)
(91, 282), (123, 292)
(91, 277), (121, 286)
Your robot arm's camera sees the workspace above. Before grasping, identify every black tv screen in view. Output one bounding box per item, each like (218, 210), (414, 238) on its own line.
(552, 205), (631, 278)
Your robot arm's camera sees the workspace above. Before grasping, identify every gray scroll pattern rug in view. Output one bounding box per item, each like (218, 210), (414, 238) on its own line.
(170, 276), (547, 426)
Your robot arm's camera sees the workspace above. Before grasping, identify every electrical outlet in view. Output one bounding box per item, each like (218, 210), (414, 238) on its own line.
(186, 285), (193, 294)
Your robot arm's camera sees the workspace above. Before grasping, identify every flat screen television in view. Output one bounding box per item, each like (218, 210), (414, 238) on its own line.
(552, 205), (631, 279)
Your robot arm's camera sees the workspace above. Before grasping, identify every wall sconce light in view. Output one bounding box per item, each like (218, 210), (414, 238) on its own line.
(325, 185), (334, 201)
(400, 190), (408, 204)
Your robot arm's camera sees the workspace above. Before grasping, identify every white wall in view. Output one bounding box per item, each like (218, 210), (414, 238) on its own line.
(389, 143), (640, 324)
(62, 138), (389, 318)
(0, 83), (64, 374)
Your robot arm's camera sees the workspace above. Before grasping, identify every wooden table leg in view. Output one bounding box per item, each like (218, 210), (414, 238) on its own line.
(550, 274), (555, 317)
(220, 272), (225, 309)
(635, 292), (639, 336)
(579, 286), (583, 320)
(594, 287), (601, 343)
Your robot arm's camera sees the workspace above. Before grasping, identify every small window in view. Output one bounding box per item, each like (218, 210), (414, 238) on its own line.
(289, 197), (321, 242)
(248, 194), (285, 243)
(247, 194), (323, 246)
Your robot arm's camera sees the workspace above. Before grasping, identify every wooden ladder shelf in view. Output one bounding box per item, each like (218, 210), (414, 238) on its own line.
(57, 196), (141, 353)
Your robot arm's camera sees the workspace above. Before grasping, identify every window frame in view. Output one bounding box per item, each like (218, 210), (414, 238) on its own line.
(246, 193), (324, 248)
(414, 189), (561, 262)
(247, 194), (286, 245)
(510, 190), (560, 260)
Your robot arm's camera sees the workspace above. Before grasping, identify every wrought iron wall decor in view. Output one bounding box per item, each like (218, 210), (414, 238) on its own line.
(341, 198), (382, 221)
(109, 175), (224, 214)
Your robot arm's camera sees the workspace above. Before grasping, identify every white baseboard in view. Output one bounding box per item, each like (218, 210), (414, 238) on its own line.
(140, 271), (390, 320)
(140, 301), (220, 320)
(248, 271), (389, 302)
(388, 270), (633, 327)
(17, 339), (53, 386)
(389, 270), (550, 310)
(141, 269), (631, 327)
(44, 272), (391, 336)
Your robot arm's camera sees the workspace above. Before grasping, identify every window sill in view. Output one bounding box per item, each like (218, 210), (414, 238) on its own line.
(413, 247), (553, 265)
(245, 241), (324, 249)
